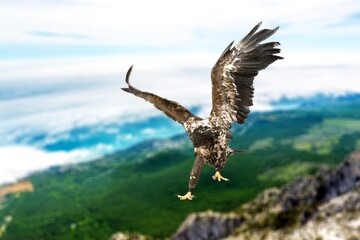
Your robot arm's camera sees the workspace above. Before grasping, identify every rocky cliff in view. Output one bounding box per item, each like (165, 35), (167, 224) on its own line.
(171, 151), (360, 240)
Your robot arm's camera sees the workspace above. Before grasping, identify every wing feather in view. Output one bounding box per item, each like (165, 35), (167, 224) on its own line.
(122, 66), (200, 125)
(210, 22), (282, 127)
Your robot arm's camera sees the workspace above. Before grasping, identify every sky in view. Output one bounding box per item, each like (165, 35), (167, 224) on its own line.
(1, 0), (360, 184)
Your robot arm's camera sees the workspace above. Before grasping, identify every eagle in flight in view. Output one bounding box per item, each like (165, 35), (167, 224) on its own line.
(122, 22), (282, 200)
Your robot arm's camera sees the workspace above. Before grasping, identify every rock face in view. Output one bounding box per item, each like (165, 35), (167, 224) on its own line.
(227, 189), (360, 240)
(172, 151), (360, 240)
(172, 211), (243, 240)
(276, 151), (360, 211)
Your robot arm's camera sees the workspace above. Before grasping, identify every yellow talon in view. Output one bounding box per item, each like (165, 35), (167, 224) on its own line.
(212, 171), (230, 182)
(177, 191), (195, 200)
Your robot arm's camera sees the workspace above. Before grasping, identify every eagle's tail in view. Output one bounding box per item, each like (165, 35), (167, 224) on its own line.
(121, 87), (136, 94)
(232, 148), (246, 153)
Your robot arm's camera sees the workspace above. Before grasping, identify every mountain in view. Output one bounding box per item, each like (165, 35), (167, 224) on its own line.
(0, 94), (360, 239)
(270, 92), (360, 110)
(172, 151), (360, 240)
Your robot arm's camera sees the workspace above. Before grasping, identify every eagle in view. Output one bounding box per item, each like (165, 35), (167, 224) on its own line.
(122, 22), (282, 200)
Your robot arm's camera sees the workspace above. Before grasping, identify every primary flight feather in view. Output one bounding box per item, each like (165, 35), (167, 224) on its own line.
(122, 22), (283, 200)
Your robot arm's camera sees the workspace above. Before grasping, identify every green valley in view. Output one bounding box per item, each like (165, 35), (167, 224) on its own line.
(1, 96), (360, 239)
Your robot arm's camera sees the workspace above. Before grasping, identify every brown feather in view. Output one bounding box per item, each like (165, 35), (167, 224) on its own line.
(210, 23), (282, 125)
(122, 66), (200, 125)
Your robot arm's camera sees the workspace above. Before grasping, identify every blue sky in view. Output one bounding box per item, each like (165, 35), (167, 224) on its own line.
(1, 0), (360, 184)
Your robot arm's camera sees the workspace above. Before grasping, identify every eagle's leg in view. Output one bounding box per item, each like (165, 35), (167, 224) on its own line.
(212, 160), (230, 182)
(212, 171), (230, 182)
(177, 191), (194, 200)
(178, 154), (204, 200)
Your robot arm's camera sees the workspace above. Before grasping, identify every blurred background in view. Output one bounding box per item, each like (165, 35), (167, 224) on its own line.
(1, 0), (360, 239)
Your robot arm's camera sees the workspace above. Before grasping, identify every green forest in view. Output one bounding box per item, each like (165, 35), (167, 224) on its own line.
(1, 96), (360, 239)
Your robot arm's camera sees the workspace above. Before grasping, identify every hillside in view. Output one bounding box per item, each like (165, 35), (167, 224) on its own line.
(0, 95), (360, 239)
(172, 151), (360, 240)
(0, 182), (34, 202)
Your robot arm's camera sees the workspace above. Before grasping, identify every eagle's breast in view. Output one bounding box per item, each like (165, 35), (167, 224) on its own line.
(184, 119), (216, 147)
(190, 125), (218, 148)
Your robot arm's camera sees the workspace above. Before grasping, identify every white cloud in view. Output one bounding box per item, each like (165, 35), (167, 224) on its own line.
(92, 143), (114, 153)
(141, 128), (156, 135)
(0, 0), (359, 51)
(0, 145), (89, 184)
(253, 65), (360, 108)
(1, 56), (359, 147)
(0, 142), (119, 185)
(123, 134), (133, 141)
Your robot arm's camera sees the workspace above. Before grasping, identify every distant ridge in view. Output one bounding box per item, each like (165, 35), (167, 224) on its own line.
(271, 92), (360, 110)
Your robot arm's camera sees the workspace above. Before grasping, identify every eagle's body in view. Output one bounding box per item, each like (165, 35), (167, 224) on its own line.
(122, 22), (282, 200)
(185, 118), (232, 169)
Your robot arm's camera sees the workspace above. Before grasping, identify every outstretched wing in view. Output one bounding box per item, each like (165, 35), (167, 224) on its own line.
(210, 22), (283, 127)
(122, 66), (201, 125)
